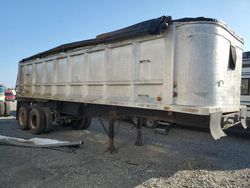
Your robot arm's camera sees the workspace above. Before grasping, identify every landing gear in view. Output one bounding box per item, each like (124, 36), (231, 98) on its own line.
(104, 114), (143, 154)
(134, 118), (143, 146)
(106, 115), (117, 154)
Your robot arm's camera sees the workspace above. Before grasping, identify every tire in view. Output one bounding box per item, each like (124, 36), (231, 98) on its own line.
(144, 119), (158, 128)
(4, 102), (11, 116)
(18, 106), (31, 130)
(0, 102), (5, 117)
(42, 107), (53, 133)
(29, 107), (45, 134)
(72, 117), (91, 130)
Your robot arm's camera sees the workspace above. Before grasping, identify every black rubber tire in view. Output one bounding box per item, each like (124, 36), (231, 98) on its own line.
(29, 107), (45, 134)
(0, 102), (5, 117)
(18, 106), (31, 130)
(4, 102), (11, 117)
(72, 117), (92, 130)
(42, 107), (53, 133)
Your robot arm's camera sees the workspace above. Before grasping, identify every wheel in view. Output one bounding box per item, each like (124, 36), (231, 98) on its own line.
(18, 106), (31, 130)
(72, 117), (91, 130)
(0, 102), (5, 117)
(42, 107), (53, 133)
(29, 107), (45, 134)
(4, 102), (11, 116)
(144, 119), (158, 128)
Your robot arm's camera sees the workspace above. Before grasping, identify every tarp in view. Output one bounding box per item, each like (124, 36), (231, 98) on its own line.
(0, 135), (83, 148)
(20, 16), (218, 63)
(20, 16), (172, 62)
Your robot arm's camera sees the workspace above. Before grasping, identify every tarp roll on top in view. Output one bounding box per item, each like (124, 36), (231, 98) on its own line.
(21, 15), (218, 63)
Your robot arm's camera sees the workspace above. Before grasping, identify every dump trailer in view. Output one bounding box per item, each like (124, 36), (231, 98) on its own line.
(16, 16), (246, 152)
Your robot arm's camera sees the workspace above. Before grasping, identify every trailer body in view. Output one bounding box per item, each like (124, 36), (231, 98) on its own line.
(16, 16), (246, 139)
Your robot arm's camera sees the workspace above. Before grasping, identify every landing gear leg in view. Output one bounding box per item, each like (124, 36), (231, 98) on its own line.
(135, 118), (143, 146)
(106, 115), (117, 154)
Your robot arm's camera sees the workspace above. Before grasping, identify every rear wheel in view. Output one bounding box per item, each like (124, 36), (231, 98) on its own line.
(29, 107), (45, 134)
(42, 107), (53, 133)
(0, 102), (5, 117)
(18, 106), (31, 130)
(72, 117), (91, 130)
(4, 102), (11, 116)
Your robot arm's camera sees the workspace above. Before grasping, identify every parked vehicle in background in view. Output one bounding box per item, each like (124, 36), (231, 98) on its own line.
(241, 51), (250, 120)
(0, 84), (5, 102)
(0, 85), (11, 117)
(5, 90), (15, 102)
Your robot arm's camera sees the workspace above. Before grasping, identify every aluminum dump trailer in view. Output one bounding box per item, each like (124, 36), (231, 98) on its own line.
(16, 16), (246, 147)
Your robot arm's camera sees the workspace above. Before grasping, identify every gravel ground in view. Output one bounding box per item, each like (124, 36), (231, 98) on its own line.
(0, 102), (250, 188)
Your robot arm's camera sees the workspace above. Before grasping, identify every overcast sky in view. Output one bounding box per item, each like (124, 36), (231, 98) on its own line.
(0, 0), (249, 87)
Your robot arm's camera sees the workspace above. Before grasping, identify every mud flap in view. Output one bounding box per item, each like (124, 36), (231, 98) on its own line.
(210, 112), (226, 140)
(240, 108), (247, 129)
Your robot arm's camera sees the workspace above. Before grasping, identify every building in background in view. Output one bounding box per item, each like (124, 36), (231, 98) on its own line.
(241, 51), (250, 119)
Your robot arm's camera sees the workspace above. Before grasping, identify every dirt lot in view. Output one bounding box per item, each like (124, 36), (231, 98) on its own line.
(1, 102), (250, 188)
